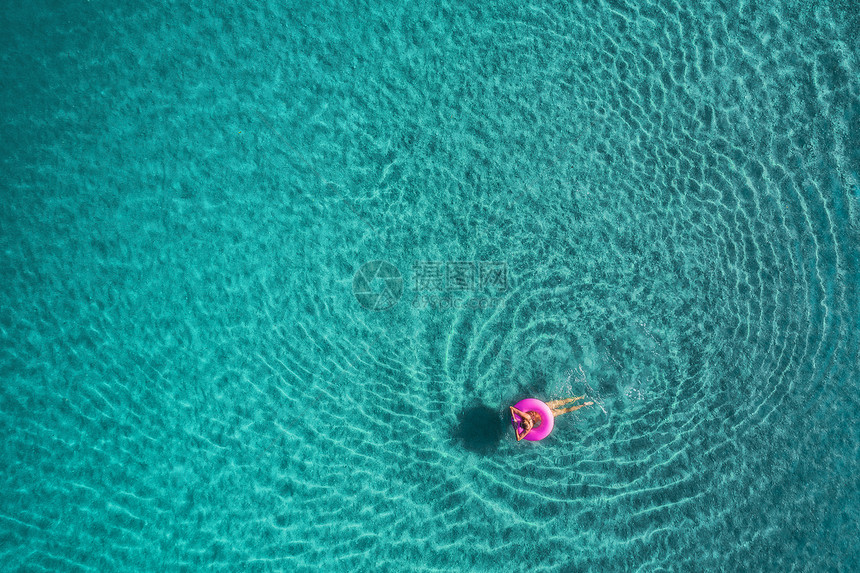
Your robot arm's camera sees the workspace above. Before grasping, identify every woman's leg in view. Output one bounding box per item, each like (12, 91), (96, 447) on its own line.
(545, 396), (585, 409)
(552, 401), (594, 416)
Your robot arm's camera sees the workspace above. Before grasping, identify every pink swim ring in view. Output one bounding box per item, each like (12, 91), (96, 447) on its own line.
(510, 398), (554, 441)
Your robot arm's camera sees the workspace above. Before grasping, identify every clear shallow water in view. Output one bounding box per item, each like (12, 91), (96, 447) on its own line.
(1, 0), (858, 570)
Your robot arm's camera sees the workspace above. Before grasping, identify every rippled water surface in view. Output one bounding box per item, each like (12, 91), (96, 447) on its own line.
(2, 0), (858, 571)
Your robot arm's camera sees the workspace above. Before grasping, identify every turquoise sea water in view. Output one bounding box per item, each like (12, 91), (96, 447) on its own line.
(2, 0), (858, 570)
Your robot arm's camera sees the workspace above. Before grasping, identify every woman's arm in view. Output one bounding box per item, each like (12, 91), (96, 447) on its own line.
(510, 406), (529, 419)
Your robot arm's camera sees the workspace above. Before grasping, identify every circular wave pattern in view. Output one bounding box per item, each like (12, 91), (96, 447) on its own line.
(1, 0), (857, 571)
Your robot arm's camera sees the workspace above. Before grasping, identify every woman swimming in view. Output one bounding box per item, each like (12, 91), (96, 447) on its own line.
(510, 396), (594, 441)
